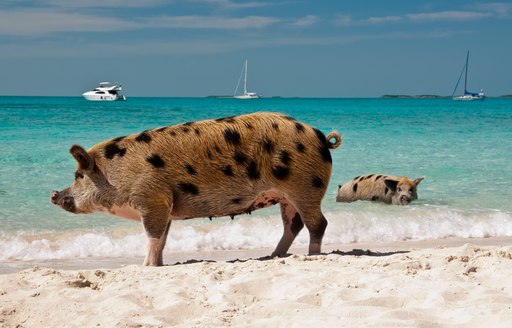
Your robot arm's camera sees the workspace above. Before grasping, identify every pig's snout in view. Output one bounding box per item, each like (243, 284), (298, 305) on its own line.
(400, 195), (411, 204)
(51, 190), (59, 204)
(50, 190), (76, 212)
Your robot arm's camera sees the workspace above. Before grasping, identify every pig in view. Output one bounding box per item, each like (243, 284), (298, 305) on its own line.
(51, 112), (342, 266)
(336, 174), (424, 205)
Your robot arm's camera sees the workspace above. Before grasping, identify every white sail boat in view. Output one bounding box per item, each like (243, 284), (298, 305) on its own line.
(452, 51), (485, 100)
(234, 60), (261, 99)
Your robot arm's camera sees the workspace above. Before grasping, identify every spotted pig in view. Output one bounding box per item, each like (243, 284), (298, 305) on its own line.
(51, 112), (342, 266)
(336, 174), (424, 205)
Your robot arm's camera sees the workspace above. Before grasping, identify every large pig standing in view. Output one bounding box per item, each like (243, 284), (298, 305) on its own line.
(51, 112), (342, 266)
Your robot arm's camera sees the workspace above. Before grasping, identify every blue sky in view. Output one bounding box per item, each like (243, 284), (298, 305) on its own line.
(0, 0), (510, 97)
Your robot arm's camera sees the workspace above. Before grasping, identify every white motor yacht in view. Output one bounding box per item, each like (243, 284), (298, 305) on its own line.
(82, 82), (126, 101)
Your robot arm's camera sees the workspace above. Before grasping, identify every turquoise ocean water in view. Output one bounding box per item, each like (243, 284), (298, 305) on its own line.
(1, 96), (511, 263)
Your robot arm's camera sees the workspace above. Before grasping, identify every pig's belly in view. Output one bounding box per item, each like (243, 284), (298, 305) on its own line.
(105, 190), (285, 221)
(171, 190), (286, 219)
(106, 204), (142, 221)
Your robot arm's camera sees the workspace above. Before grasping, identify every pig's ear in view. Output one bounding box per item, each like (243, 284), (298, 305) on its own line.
(70, 145), (94, 171)
(413, 177), (425, 186)
(384, 179), (399, 192)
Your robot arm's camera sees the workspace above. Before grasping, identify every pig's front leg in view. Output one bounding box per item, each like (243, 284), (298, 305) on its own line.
(138, 203), (173, 266)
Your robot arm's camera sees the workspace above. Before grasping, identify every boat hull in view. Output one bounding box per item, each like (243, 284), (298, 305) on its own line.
(452, 95), (485, 101)
(82, 93), (126, 101)
(234, 95), (261, 99)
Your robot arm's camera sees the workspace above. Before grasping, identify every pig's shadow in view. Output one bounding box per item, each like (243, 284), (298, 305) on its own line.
(170, 248), (409, 266)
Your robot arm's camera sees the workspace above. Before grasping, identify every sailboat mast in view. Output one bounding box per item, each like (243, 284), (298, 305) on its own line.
(244, 60), (248, 94)
(464, 51), (469, 93)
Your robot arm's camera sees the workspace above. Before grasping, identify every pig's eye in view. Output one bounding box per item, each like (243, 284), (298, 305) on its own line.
(74, 171), (84, 180)
(397, 187), (401, 192)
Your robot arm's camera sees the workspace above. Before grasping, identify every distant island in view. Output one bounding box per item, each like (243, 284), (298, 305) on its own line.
(381, 94), (512, 99)
(381, 95), (450, 99)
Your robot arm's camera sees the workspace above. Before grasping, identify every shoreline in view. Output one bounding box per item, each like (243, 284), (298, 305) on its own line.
(1, 236), (511, 327)
(2, 235), (510, 274)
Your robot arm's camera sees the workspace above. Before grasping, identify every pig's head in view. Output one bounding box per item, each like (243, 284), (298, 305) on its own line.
(51, 145), (114, 214)
(384, 176), (424, 205)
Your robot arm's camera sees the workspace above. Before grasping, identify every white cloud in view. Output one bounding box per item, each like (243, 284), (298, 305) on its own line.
(189, 0), (272, 10)
(147, 15), (280, 29)
(289, 15), (317, 28)
(0, 9), (280, 36)
(6, 0), (167, 8)
(476, 2), (512, 17)
(334, 14), (352, 27)
(0, 10), (137, 36)
(366, 16), (402, 24)
(1, 29), (471, 60)
(406, 11), (491, 22)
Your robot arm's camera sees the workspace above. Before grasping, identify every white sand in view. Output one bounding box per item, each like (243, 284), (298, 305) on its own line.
(1, 238), (512, 327)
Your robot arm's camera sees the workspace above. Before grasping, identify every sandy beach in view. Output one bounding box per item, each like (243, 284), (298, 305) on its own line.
(1, 237), (511, 327)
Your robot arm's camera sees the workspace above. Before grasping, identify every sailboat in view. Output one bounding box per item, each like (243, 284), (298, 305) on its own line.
(234, 60), (261, 99)
(452, 51), (485, 100)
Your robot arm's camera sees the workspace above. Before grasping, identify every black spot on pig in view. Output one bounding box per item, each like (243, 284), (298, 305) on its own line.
(234, 151), (247, 164)
(313, 128), (332, 163)
(135, 131), (152, 143)
(215, 116), (236, 123)
(295, 142), (306, 153)
(279, 150), (291, 165)
(104, 143), (126, 159)
(262, 139), (274, 153)
(272, 166), (290, 180)
(147, 154), (165, 168)
(294, 122), (305, 133)
(185, 164), (196, 175)
(290, 213), (304, 235)
(231, 198), (243, 204)
(224, 128), (241, 145)
(353, 183), (358, 192)
(178, 183), (199, 195)
(221, 165), (234, 176)
(246, 161), (260, 180)
(312, 176), (324, 189)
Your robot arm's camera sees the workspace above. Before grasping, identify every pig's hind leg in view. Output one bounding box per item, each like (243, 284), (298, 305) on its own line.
(271, 199), (304, 257)
(302, 207), (328, 255)
(291, 196), (328, 255)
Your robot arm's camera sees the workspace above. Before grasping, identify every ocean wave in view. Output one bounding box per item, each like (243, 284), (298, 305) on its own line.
(1, 205), (511, 261)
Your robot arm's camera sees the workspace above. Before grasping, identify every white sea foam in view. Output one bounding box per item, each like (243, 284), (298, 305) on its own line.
(1, 205), (511, 261)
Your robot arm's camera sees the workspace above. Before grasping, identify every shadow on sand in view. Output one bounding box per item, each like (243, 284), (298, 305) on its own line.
(170, 248), (410, 266)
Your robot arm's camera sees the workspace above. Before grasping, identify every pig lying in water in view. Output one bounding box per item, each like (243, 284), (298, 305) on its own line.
(336, 174), (424, 205)
(51, 112), (342, 266)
